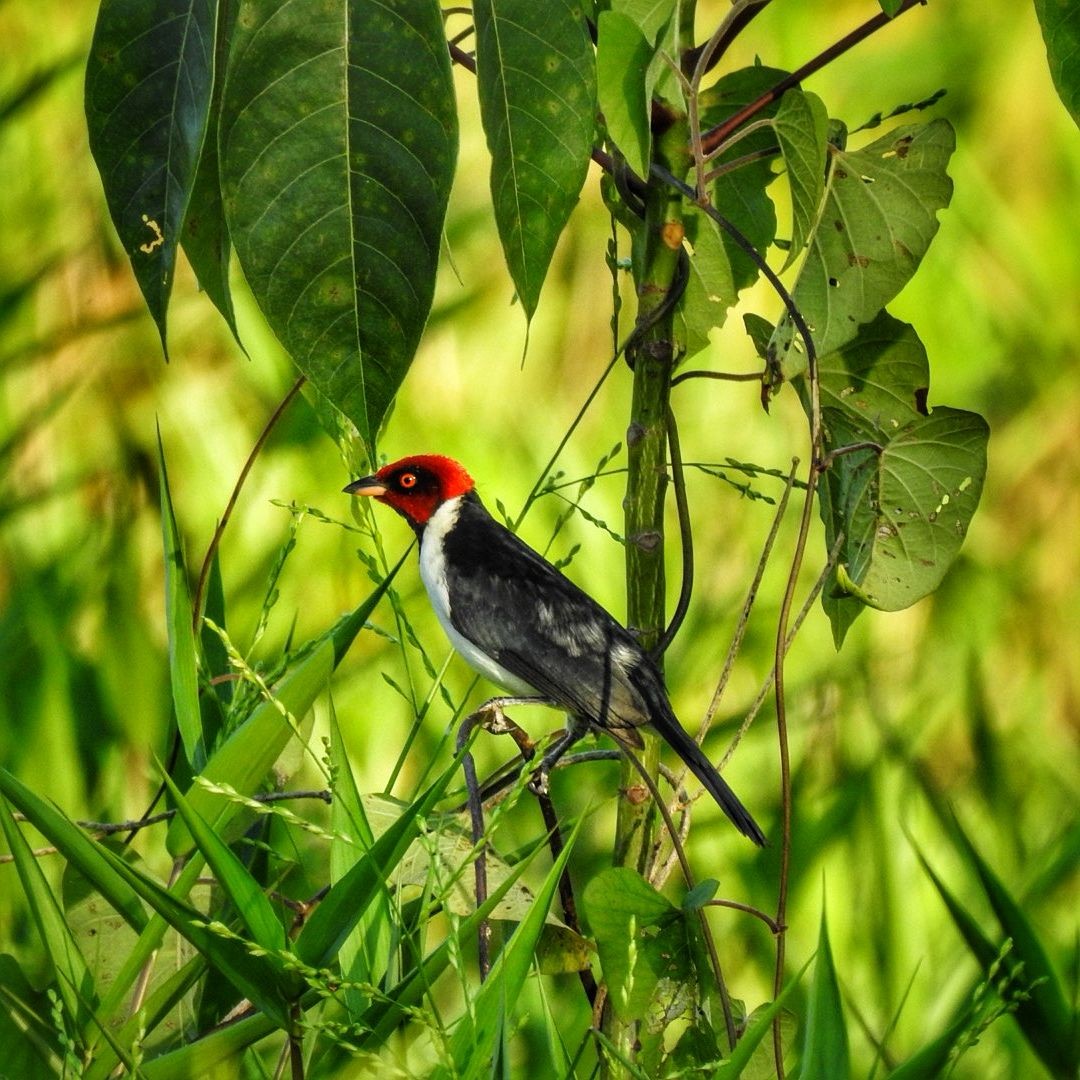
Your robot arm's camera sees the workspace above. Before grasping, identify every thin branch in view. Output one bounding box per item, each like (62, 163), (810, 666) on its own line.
(192, 375), (306, 632)
(671, 368), (764, 387)
(683, 0), (776, 76)
(699, 0), (927, 157)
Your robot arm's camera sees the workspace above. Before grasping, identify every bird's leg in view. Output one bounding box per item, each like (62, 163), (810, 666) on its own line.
(456, 695), (549, 980)
(528, 714), (590, 797)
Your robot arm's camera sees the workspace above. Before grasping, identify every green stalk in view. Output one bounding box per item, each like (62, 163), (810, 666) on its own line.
(603, 111), (691, 1074)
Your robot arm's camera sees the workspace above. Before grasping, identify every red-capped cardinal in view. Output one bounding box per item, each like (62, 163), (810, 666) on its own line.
(345, 455), (765, 845)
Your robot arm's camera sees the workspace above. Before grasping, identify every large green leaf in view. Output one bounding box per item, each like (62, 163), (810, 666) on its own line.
(676, 204), (737, 357)
(219, 0), (458, 444)
(769, 119), (954, 375)
(1034, 0), (1080, 130)
(85, 0), (218, 351)
(95, 844), (295, 1029)
(582, 867), (690, 1023)
(806, 315), (988, 643)
(474, 0), (596, 318)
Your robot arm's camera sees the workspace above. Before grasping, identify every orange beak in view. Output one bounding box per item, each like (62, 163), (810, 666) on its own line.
(343, 475), (387, 497)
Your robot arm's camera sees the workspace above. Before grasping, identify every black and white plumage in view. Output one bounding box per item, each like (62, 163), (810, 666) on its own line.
(345, 454), (765, 846)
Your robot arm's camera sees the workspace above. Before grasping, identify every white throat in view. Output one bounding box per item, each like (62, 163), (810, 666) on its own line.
(418, 496), (535, 696)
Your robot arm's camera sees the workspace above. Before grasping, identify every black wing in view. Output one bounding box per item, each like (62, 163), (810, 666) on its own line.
(442, 494), (648, 738)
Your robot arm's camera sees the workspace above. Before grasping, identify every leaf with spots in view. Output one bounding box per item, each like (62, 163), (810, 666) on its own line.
(219, 0), (458, 447)
(802, 314), (988, 644)
(85, 0), (218, 355)
(474, 0), (596, 320)
(768, 119), (954, 383)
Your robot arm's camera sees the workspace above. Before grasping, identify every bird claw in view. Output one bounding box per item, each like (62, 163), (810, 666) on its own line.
(527, 768), (551, 798)
(479, 703), (515, 736)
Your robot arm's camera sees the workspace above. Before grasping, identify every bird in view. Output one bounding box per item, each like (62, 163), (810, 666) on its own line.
(344, 454), (765, 846)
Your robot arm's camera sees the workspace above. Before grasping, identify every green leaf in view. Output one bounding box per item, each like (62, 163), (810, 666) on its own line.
(769, 119), (954, 376)
(884, 1007), (977, 1080)
(582, 867), (686, 1022)
(0, 795), (95, 1029)
(800, 905), (850, 1080)
(0, 768), (147, 933)
(677, 204), (737, 357)
(328, 706), (391, 1019)
(474, 0), (596, 318)
(160, 771), (286, 954)
(0, 954), (61, 1076)
(94, 843), (295, 1029)
(1034, 0), (1080, 129)
(181, 0), (240, 343)
(830, 406), (988, 612)
(804, 314), (988, 642)
(219, 0), (458, 445)
(157, 429), (204, 768)
(772, 89), (828, 269)
(166, 559), (401, 855)
(85, 0), (217, 352)
(710, 954), (812, 1079)
(444, 818), (581, 1079)
(294, 755), (460, 969)
(947, 815), (1078, 1079)
(877, 0), (905, 15)
(698, 66), (786, 292)
(597, 11), (653, 179)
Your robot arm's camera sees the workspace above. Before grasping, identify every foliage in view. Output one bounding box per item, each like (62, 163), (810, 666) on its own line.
(0, 0), (1078, 1077)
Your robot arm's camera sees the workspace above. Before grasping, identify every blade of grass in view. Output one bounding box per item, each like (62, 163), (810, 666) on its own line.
(0, 794), (95, 1030)
(160, 767), (286, 954)
(157, 426), (204, 768)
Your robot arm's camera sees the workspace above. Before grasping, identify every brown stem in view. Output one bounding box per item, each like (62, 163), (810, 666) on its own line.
(192, 375), (306, 633)
(700, 0), (927, 157)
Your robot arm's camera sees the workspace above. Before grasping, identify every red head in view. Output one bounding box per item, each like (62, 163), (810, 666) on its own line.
(343, 455), (474, 526)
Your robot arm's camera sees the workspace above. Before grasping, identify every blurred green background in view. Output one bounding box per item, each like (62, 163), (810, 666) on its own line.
(0, 1), (1077, 1075)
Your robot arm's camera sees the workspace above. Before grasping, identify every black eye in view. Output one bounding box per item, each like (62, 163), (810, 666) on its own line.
(399, 472), (418, 489)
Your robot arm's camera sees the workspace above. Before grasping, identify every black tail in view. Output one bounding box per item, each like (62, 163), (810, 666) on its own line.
(648, 701), (767, 847)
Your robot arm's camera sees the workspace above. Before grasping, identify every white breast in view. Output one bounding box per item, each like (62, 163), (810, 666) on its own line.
(419, 497), (536, 697)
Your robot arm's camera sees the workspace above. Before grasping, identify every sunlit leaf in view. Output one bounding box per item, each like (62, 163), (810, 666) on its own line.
(801, 905), (850, 1079)
(95, 843), (295, 1028)
(85, 0), (217, 351)
(1034, 0), (1080, 130)
(474, 0), (596, 318)
(597, 11), (653, 179)
(769, 119), (954, 376)
(583, 867), (690, 1022)
(677, 205), (737, 357)
(219, 0), (458, 444)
